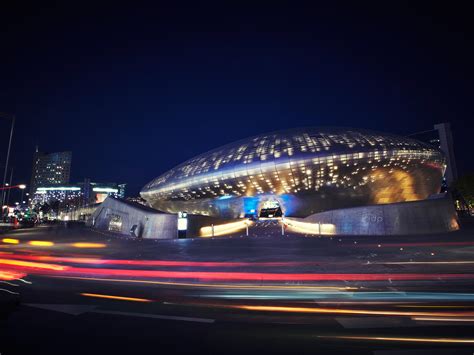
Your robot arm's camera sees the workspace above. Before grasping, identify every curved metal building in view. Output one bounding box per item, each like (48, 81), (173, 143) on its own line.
(141, 128), (446, 218)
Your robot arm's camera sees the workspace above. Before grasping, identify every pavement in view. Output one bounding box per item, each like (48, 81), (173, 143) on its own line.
(1, 220), (474, 354)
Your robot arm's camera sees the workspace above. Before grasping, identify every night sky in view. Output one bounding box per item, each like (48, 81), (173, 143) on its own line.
(1, 2), (473, 197)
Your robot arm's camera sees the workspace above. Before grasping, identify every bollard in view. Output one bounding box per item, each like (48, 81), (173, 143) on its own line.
(211, 224), (214, 237)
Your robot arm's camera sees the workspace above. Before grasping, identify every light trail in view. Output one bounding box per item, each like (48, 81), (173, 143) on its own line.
(0, 254), (322, 267)
(234, 305), (474, 317)
(0, 258), (66, 271)
(0, 288), (19, 295)
(57, 268), (474, 282)
(48, 276), (474, 303)
(5, 253), (474, 271)
(50, 275), (356, 291)
(80, 293), (152, 302)
(316, 335), (474, 343)
(71, 243), (107, 248)
(2, 238), (19, 244)
(2, 256), (474, 282)
(28, 241), (54, 247)
(0, 270), (26, 281)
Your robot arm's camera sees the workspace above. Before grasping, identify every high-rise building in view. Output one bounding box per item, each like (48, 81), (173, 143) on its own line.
(30, 149), (72, 194)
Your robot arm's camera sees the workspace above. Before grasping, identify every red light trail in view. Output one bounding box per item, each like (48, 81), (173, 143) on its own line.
(1, 256), (473, 282)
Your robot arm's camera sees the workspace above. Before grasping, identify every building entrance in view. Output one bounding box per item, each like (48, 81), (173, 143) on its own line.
(258, 200), (283, 218)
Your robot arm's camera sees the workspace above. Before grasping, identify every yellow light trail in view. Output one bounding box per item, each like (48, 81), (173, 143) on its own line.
(2, 238), (19, 244)
(28, 241), (54, 247)
(80, 293), (152, 302)
(71, 242), (106, 248)
(0, 258), (66, 271)
(52, 275), (356, 291)
(0, 270), (25, 280)
(235, 305), (474, 317)
(317, 335), (474, 344)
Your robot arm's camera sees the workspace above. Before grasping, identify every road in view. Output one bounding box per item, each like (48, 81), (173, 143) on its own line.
(1, 221), (474, 354)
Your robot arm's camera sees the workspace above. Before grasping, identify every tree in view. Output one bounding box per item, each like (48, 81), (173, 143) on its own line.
(453, 174), (474, 212)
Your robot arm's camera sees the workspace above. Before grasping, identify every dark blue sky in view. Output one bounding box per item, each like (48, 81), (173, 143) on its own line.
(1, 2), (473, 196)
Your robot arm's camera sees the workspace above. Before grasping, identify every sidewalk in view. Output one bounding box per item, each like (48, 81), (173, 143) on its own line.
(0, 222), (15, 233)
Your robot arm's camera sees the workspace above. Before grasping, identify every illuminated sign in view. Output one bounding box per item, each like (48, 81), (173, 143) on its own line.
(92, 187), (119, 193)
(37, 187), (81, 192)
(177, 211), (188, 231)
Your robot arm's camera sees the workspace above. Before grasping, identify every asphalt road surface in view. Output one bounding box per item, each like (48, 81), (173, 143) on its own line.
(1, 221), (474, 355)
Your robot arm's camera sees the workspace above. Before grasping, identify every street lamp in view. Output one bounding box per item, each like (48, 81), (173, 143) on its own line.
(0, 184), (28, 208)
(19, 184), (26, 205)
(0, 113), (15, 217)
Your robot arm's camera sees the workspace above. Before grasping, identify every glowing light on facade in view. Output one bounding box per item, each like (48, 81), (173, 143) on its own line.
(141, 128), (445, 218)
(200, 220), (253, 237)
(283, 218), (335, 235)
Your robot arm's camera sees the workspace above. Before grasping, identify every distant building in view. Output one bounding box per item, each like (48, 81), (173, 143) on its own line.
(32, 179), (126, 213)
(84, 181), (126, 204)
(30, 149), (72, 195)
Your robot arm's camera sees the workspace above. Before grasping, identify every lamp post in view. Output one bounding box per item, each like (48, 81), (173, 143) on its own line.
(5, 167), (13, 206)
(0, 113), (15, 218)
(19, 184), (26, 205)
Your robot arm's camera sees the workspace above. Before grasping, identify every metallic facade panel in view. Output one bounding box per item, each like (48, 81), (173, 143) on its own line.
(141, 128), (446, 218)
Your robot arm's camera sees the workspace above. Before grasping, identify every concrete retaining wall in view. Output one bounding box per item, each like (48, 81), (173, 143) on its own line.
(301, 194), (459, 235)
(91, 197), (177, 239)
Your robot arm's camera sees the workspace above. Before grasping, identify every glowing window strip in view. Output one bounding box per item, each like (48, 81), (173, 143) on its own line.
(92, 187), (119, 193)
(37, 187), (81, 192)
